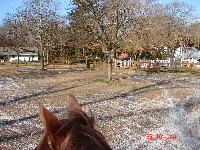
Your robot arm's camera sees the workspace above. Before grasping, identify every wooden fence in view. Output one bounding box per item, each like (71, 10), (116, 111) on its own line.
(51, 59), (107, 70)
(0, 59), (107, 71)
(0, 61), (41, 67)
(2, 59), (199, 73)
(115, 60), (200, 72)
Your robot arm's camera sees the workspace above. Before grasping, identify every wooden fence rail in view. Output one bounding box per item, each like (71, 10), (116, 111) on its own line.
(115, 60), (200, 72)
(0, 59), (107, 71)
(51, 59), (107, 70)
(0, 61), (41, 67)
(3, 59), (199, 73)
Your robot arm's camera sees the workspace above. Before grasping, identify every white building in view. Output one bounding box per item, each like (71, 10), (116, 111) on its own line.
(8, 52), (38, 61)
(0, 47), (39, 62)
(174, 47), (200, 60)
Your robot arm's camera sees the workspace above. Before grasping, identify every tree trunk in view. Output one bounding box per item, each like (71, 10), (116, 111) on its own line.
(17, 53), (19, 61)
(39, 14), (45, 71)
(107, 51), (112, 81)
(46, 48), (49, 65)
(17, 52), (20, 66)
(41, 49), (45, 71)
(39, 36), (45, 71)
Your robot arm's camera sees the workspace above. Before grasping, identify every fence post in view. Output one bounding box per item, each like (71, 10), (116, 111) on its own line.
(86, 59), (90, 69)
(70, 61), (72, 71)
(99, 61), (102, 69)
(53, 61), (55, 70)
(138, 62), (141, 71)
(16, 61), (19, 67)
(114, 59), (117, 68)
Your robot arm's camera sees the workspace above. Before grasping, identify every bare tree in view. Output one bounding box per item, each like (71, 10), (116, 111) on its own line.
(1, 13), (29, 62)
(2, 0), (64, 70)
(120, 0), (196, 60)
(187, 22), (200, 49)
(69, 0), (131, 80)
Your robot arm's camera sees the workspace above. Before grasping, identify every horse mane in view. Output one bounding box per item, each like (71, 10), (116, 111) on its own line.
(35, 95), (112, 150)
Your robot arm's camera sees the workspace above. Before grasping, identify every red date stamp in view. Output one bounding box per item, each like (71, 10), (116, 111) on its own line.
(147, 134), (177, 139)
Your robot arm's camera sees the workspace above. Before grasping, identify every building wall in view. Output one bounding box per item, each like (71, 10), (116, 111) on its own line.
(9, 55), (38, 61)
(174, 47), (200, 59)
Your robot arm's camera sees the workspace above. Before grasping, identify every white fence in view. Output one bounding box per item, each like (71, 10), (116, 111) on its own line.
(181, 58), (199, 63)
(115, 58), (171, 68)
(139, 59), (171, 68)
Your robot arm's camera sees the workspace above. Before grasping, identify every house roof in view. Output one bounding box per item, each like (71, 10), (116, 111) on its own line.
(0, 47), (38, 56)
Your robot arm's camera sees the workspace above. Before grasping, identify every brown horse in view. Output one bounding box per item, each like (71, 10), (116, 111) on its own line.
(35, 94), (112, 150)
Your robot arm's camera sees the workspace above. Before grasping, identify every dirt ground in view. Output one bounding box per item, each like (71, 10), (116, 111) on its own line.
(1, 69), (200, 150)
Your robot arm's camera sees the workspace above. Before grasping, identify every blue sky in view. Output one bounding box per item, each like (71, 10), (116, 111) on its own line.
(159, 0), (200, 16)
(0, 0), (71, 25)
(0, 0), (199, 25)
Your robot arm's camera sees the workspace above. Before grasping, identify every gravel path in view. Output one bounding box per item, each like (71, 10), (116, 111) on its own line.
(1, 70), (200, 150)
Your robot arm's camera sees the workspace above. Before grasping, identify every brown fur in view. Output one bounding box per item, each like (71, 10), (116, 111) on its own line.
(35, 94), (112, 150)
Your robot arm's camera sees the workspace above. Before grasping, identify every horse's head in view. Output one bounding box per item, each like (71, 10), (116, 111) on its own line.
(35, 94), (112, 150)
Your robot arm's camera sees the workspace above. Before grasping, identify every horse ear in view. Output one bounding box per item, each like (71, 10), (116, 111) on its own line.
(68, 94), (82, 111)
(38, 103), (63, 148)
